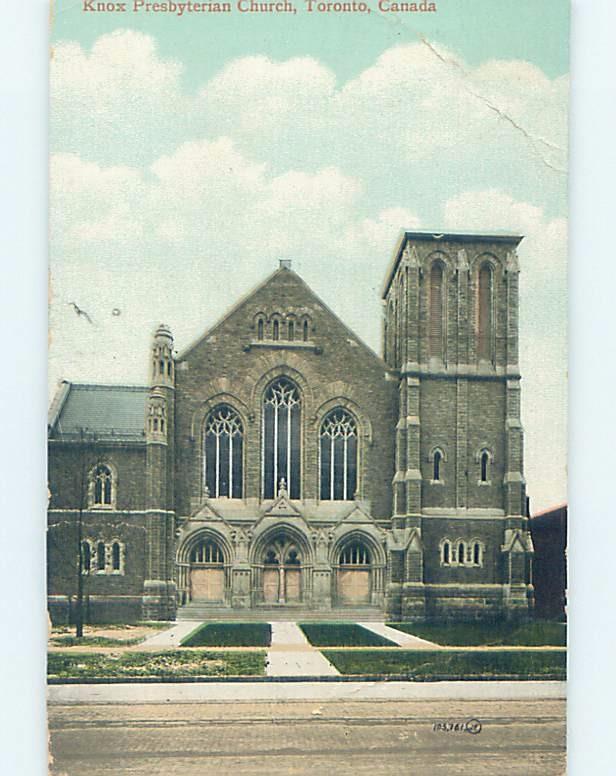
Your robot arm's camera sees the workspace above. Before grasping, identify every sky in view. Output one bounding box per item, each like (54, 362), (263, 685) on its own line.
(49, 0), (569, 511)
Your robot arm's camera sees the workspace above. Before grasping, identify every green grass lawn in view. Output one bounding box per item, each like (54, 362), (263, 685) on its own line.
(181, 622), (272, 647)
(387, 620), (567, 647)
(48, 650), (267, 680)
(299, 623), (396, 647)
(322, 649), (566, 678)
(50, 635), (145, 647)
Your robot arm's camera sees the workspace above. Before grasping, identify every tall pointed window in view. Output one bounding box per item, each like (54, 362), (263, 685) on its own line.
(433, 449), (442, 481)
(97, 542), (106, 572)
(429, 262), (444, 359)
(478, 263), (493, 360)
(93, 465), (113, 506)
(257, 318), (264, 340)
(320, 409), (358, 500)
(82, 541), (91, 574)
(112, 542), (121, 572)
(263, 378), (301, 499)
(204, 405), (243, 498)
(480, 450), (490, 482)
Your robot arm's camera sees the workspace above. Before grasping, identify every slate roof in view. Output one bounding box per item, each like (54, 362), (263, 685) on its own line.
(48, 382), (149, 442)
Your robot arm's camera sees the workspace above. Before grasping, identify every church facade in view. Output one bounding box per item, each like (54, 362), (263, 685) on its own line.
(47, 231), (534, 623)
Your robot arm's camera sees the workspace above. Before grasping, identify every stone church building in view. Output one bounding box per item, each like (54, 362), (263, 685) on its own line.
(47, 231), (534, 623)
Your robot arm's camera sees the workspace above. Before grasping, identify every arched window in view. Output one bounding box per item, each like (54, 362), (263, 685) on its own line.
(112, 542), (121, 572)
(429, 262), (444, 359)
(263, 378), (301, 499)
(190, 539), (224, 564)
(97, 542), (106, 572)
(273, 319), (280, 341)
(320, 409), (358, 500)
(93, 465), (113, 506)
(473, 541), (482, 566)
(287, 320), (295, 341)
(480, 450), (490, 482)
(478, 263), (493, 360)
(303, 319), (309, 342)
(257, 318), (264, 340)
(204, 405), (243, 498)
(433, 449), (442, 481)
(82, 541), (91, 573)
(441, 540), (451, 566)
(458, 541), (466, 566)
(339, 542), (371, 565)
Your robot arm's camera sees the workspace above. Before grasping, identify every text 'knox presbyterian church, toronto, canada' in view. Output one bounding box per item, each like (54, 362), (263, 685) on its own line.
(47, 231), (534, 623)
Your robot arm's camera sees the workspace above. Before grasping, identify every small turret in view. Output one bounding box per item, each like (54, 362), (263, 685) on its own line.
(146, 388), (168, 445)
(151, 324), (174, 388)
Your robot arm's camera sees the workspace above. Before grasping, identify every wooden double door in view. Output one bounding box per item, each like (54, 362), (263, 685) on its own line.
(263, 565), (302, 604)
(337, 568), (371, 605)
(190, 567), (225, 603)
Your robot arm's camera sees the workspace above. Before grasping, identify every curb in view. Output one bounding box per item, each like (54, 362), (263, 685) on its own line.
(47, 673), (566, 685)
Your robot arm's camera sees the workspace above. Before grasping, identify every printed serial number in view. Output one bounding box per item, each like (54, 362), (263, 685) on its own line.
(432, 718), (482, 734)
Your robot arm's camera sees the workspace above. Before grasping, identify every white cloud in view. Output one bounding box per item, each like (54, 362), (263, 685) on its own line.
(49, 31), (568, 512)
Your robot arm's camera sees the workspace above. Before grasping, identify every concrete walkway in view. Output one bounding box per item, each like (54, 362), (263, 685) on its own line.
(48, 680), (566, 705)
(359, 622), (441, 649)
(266, 622), (339, 677)
(139, 622), (198, 649)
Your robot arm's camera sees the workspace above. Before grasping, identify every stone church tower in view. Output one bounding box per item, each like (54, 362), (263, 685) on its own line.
(46, 230), (534, 624)
(382, 232), (533, 620)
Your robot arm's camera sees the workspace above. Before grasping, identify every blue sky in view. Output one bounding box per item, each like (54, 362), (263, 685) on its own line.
(49, 0), (568, 510)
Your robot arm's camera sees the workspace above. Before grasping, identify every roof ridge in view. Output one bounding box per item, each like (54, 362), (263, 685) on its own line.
(70, 383), (149, 391)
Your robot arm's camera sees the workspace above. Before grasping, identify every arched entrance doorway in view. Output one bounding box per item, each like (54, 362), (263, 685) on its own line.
(336, 540), (372, 605)
(262, 538), (303, 604)
(189, 538), (225, 603)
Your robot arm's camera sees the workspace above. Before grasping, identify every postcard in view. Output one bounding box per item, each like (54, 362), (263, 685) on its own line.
(48, 1), (568, 772)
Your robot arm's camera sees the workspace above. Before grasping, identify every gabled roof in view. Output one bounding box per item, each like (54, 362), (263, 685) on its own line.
(177, 266), (389, 370)
(48, 382), (148, 442)
(382, 229), (524, 299)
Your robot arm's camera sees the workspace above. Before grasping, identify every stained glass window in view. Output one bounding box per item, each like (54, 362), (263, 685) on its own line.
(320, 409), (358, 500)
(263, 379), (301, 499)
(204, 405), (243, 498)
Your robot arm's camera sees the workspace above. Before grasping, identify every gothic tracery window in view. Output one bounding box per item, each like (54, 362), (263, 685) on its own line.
(204, 405), (243, 498)
(93, 464), (113, 506)
(263, 378), (301, 499)
(320, 409), (358, 500)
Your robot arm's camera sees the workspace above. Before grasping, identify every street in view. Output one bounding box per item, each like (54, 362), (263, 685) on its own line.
(49, 685), (566, 775)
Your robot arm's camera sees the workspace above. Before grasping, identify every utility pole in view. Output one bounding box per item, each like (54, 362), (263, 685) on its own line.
(75, 427), (87, 638)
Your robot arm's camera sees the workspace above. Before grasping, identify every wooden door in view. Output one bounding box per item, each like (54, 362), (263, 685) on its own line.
(190, 568), (225, 602)
(285, 569), (301, 602)
(263, 568), (279, 603)
(337, 569), (370, 604)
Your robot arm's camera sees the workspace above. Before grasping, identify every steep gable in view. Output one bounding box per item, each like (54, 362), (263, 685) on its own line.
(177, 265), (388, 371)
